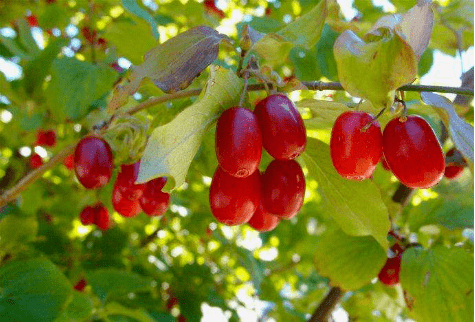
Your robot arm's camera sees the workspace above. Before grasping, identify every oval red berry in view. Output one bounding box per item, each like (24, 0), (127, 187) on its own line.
(254, 94), (306, 160)
(383, 116), (445, 189)
(330, 111), (383, 180)
(216, 107), (262, 178)
(74, 136), (114, 189)
(139, 177), (170, 216)
(248, 200), (280, 232)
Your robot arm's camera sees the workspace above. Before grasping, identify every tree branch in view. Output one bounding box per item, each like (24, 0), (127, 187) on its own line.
(0, 81), (473, 208)
(308, 287), (343, 322)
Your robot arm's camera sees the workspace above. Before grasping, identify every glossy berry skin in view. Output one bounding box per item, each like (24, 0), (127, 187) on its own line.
(74, 279), (87, 292)
(93, 203), (111, 231)
(262, 160), (305, 219)
(112, 185), (142, 218)
(216, 107), (262, 178)
(140, 177), (170, 216)
(79, 206), (95, 225)
(248, 200), (280, 232)
(444, 148), (464, 180)
(378, 253), (402, 286)
(330, 111), (383, 180)
(209, 167), (260, 226)
(115, 162), (146, 200)
(36, 129), (56, 147)
(254, 94), (306, 160)
(29, 154), (43, 169)
(383, 116), (445, 189)
(74, 136), (114, 189)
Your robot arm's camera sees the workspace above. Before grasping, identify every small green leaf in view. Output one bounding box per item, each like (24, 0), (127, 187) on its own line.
(0, 215), (38, 251)
(39, 4), (70, 30)
(122, 0), (160, 39)
(302, 138), (390, 247)
(17, 19), (39, 55)
(137, 65), (243, 190)
(0, 35), (28, 60)
(61, 292), (93, 321)
(421, 92), (474, 169)
(314, 229), (386, 290)
(0, 258), (73, 321)
(87, 268), (154, 302)
(400, 246), (474, 322)
(105, 302), (156, 322)
(46, 58), (118, 121)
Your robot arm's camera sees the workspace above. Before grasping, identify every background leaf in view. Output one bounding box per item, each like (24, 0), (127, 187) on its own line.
(122, 0), (160, 39)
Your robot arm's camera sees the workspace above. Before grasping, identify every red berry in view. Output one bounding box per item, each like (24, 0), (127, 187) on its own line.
(330, 111), (383, 180)
(383, 116), (445, 189)
(381, 155), (391, 171)
(444, 148), (464, 180)
(209, 167), (260, 226)
(166, 297), (178, 311)
(378, 253), (402, 286)
(265, 7), (272, 16)
(262, 160), (305, 219)
(74, 279), (87, 291)
(81, 26), (97, 44)
(216, 107), (262, 178)
(29, 153), (43, 169)
(139, 177), (170, 216)
(204, 0), (225, 18)
(79, 206), (95, 225)
(248, 199), (280, 232)
(64, 154), (74, 170)
(74, 136), (114, 189)
(112, 185), (142, 218)
(93, 202), (111, 230)
(115, 162), (146, 200)
(177, 315), (187, 322)
(26, 14), (38, 27)
(97, 37), (107, 47)
(254, 94), (306, 160)
(36, 129), (56, 147)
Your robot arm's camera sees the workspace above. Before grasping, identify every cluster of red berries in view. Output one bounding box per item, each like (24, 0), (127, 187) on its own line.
(74, 136), (170, 230)
(330, 111), (449, 188)
(209, 94), (307, 232)
(79, 202), (111, 230)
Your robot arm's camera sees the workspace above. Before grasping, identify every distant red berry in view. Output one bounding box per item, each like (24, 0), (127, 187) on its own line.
(74, 136), (114, 189)
(64, 154), (74, 170)
(74, 279), (87, 291)
(204, 0), (225, 19)
(139, 177), (170, 217)
(444, 148), (465, 180)
(93, 202), (111, 230)
(97, 37), (107, 47)
(81, 26), (97, 44)
(265, 7), (272, 16)
(29, 153), (43, 169)
(26, 14), (38, 27)
(177, 315), (187, 322)
(36, 130), (56, 147)
(166, 297), (178, 311)
(79, 206), (95, 225)
(45, 0), (56, 3)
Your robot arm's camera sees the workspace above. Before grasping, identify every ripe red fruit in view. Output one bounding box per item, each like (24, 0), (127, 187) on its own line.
(444, 148), (464, 180)
(254, 94), (307, 160)
(79, 206), (95, 225)
(112, 185), (142, 218)
(139, 177), (170, 216)
(29, 153), (43, 169)
(262, 160), (305, 219)
(209, 167), (260, 226)
(383, 116), (445, 188)
(378, 253), (402, 286)
(330, 111), (383, 180)
(115, 162), (146, 200)
(26, 14), (38, 27)
(248, 200), (280, 232)
(74, 136), (114, 189)
(215, 107), (262, 178)
(35, 129), (56, 147)
(64, 154), (74, 170)
(203, 0), (225, 18)
(74, 279), (87, 291)
(166, 296), (178, 311)
(381, 155), (391, 171)
(93, 203), (111, 230)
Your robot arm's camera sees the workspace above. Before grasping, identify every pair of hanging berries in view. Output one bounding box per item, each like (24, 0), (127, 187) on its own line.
(330, 111), (445, 189)
(29, 129), (57, 169)
(209, 94), (306, 231)
(80, 202), (111, 230)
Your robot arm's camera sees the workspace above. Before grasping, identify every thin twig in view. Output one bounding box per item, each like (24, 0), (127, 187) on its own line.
(307, 287), (343, 322)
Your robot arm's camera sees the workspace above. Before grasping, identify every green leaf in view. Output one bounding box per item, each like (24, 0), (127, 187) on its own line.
(400, 246), (474, 322)
(46, 58), (118, 121)
(0, 215), (38, 251)
(105, 302), (156, 322)
(104, 18), (157, 65)
(122, 0), (160, 39)
(60, 292), (93, 321)
(420, 92), (474, 169)
(253, 0), (327, 66)
(299, 99), (348, 129)
(0, 258), (73, 321)
(0, 35), (28, 60)
(87, 268), (154, 302)
(39, 4), (70, 30)
(334, 29), (417, 108)
(315, 24), (339, 80)
(17, 19), (39, 55)
(137, 65), (243, 190)
(418, 48), (434, 77)
(302, 138), (390, 247)
(314, 229), (386, 290)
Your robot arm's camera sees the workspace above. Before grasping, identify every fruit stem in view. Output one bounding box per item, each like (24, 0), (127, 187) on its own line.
(238, 73), (250, 108)
(361, 107), (386, 132)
